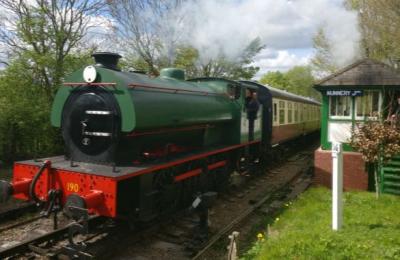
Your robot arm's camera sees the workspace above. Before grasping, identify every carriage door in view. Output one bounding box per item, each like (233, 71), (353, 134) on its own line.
(241, 88), (262, 142)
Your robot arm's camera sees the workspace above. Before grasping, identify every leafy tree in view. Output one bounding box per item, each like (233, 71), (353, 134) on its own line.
(259, 66), (320, 100)
(354, 0), (400, 67)
(0, 0), (105, 163)
(351, 122), (400, 197)
(183, 38), (262, 79)
(259, 71), (290, 90)
(109, 0), (263, 79)
(0, 57), (57, 162)
(121, 39), (263, 80)
(0, 52), (93, 163)
(202, 38), (263, 80)
(312, 0), (400, 74)
(173, 46), (199, 78)
(310, 28), (338, 76)
(286, 66), (320, 100)
(0, 0), (105, 101)
(108, 0), (183, 76)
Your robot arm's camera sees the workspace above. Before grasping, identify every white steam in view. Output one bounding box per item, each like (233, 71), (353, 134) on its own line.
(169, 0), (360, 70)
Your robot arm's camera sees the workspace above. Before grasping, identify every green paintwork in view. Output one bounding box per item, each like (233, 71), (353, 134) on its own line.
(52, 65), (237, 139)
(51, 67), (136, 132)
(318, 88), (383, 152)
(380, 156), (400, 195)
(159, 68), (185, 80)
(189, 78), (263, 144)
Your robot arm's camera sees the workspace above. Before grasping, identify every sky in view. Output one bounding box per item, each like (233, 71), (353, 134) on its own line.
(0, 0), (361, 78)
(169, 0), (361, 78)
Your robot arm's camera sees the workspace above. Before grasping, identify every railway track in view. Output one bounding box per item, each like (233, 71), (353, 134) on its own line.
(0, 215), (105, 259)
(0, 142), (316, 259)
(94, 148), (315, 259)
(193, 159), (313, 259)
(0, 201), (37, 223)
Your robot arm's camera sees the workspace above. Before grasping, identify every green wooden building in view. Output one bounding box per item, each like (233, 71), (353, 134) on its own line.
(313, 59), (400, 192)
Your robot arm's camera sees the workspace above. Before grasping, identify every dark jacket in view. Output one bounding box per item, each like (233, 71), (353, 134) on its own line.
(246, 98), (260, 120)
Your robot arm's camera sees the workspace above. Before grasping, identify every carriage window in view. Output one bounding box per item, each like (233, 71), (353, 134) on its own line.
(315, 106), (317, 119)
(288, 102), (293, 123)
(273, 102), (277, 123)
(330, 96), (351, 119)
(311, 106), (314, 120)
(279, 101), (285, 124)
(313, 106), (316, 120)
(300, 104), (303, 121)
(294, 103), (299, 122)
(304, 105), (307, 121)
(355, 91), (381, 120)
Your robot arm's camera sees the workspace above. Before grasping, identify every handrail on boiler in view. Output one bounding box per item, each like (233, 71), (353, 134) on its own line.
(128, 83), (226, 97)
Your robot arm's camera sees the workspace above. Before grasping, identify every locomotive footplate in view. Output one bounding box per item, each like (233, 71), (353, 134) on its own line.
(9, 141), (259, 218)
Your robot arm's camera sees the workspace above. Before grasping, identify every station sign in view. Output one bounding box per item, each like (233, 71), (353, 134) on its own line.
(326, 90), (363, 97)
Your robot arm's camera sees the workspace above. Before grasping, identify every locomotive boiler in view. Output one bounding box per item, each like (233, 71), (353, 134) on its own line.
(55, 52), (239, 165)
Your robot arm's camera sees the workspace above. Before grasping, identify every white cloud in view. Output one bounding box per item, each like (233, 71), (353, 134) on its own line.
(169, 0), (360, 74)
(253, 49), (311, 78)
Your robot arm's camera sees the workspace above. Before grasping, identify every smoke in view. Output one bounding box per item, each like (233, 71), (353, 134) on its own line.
(169, 0), (360, 68)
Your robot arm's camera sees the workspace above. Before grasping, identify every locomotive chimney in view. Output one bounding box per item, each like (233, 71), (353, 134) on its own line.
(92, 52), (122, 71)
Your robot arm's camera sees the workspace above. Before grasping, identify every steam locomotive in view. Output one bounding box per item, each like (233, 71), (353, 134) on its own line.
(0, 53), (320, 222)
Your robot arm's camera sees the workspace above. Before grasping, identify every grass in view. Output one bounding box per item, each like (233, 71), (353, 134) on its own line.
(242, 187), (400, 260)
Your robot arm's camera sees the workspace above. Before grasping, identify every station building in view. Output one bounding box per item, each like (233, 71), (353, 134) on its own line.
(313, 59), (400, 192)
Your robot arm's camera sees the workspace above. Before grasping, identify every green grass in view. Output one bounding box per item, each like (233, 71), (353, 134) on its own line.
(243, 187), (400, 260)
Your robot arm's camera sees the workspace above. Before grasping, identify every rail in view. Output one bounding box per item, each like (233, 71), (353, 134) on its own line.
(0, 215), (103, 258)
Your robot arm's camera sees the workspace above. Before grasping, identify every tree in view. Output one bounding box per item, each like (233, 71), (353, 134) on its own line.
(351, 121), (400, 197)
(108, 0), (183, 76)
(0, 52), (93, 163)
(0, 0), (105, 101)
(0, 56), (57, 162)
(259, 71), (289, 90)
(286, 66), (320, 100)
(259, 66), (319, 100)
(310, 28), (338, 76)
(109, 1), (263, 79)
(312, 0), (400, 75)
(355, 0), (400, 67)
(196, 38), (263, 79)
(173, 45), (199, 78)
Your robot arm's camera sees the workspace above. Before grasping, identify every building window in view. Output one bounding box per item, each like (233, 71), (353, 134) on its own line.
(279, 100), (285, 124)
(329, 96), (352, 119)
(288, 102), (293, 123)
(355, 91), (381, 120)
(294, 103), (299, 122)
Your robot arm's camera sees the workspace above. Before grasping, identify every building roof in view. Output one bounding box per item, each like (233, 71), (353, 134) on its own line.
(314, 58), (400, 90)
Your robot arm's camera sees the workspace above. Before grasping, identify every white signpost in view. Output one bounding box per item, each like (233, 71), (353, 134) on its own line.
(332, 142), (343, 231)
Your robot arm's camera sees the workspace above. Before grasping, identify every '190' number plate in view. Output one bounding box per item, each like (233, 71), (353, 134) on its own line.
(66, 182), (79, 193)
